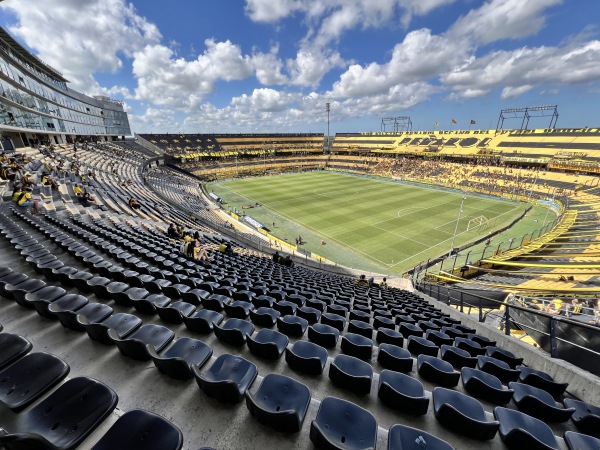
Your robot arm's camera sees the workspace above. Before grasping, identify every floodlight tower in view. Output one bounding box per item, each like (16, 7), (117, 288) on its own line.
(326, 102), (331, 152)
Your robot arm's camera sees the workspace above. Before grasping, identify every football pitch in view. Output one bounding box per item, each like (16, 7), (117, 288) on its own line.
(208, 171), (529, 274)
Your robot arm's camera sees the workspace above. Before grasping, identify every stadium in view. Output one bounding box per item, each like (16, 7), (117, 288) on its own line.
(1, 6), (600, 450)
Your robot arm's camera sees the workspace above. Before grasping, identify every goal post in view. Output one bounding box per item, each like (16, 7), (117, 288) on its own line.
(467, 215), (489, 232)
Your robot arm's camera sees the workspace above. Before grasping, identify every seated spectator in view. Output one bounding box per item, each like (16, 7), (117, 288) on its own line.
(282, 255), (294, 268)
(11, 184), (23, 203)
(356, 274), (371, 286)
(193, 240), (210, 262)
(218, 240), (234, 256)
(0, 163), (16, 180)
(41, 172), (59, 190)
(15, 187), (40, 214)
(379, 277), (388, 289)
(20, 171), (36, 187)
(128, 197), (141, 209)
(568, 298), (582, 316)
(73, 183), (83, 196)
(544, 299), (563, 315)
(273, 251), (280, 263)
(78, 191), (98, 207)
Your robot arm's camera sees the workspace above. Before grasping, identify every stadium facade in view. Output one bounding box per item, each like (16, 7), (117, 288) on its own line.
(0, 26), (131, 152)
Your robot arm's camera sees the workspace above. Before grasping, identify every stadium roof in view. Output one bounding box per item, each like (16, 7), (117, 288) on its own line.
(0, 26), (69, 83)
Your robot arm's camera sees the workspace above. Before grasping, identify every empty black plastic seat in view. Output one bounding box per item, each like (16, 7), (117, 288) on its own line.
(407, 335), (439, 358)
(202, 294), (232, 312)
(19, 285), (66, 310)
(564, 431), (600, 450)
(297, 306), (322, 324)
(193, 353), (257, 403)
(455, 337), (486, 357)
(149, 337), (212, 379)
(214, 318), (255, 346)
(0, 271), (28, 297)
(89, 409), (183, 450)
(329, 354), (373, 395)
(308, 323), (340, 348)
(0, 352), (69, 412)
(253, 295), (276, 308)
(440, 344), (477, 370)
(417, 355), (460, 387)
(81, 312), (143, 345)
(277, 315), (309, 337)
(461, 367), (514, 405)
(378, 370), (429, 415)
(249, 306), (280, 327)
(388, 423), (453, 450)
(247, 329), (289, 360)
(347, 320), (374, 339)
(320, 312), (346, 332)
(35, 293), (88, 319)
(467, 333), (496, 348)
(477, 355), (521, 384)
(285, 341), (328, 375)
(509, 382), (575, 422)
(494, 406), (560, 450)
(183, 309), (224, 334)
(51, 302), (113, 331)
(433, 387), (499, 440)
(377, 343), (413, 373)
(399, 322), (423, 339)
(0, 333), (32, 370)
(181, 288), (210, 305)
(517, 366), (568, 398)
(486, 346), (523, 369)
(110, 323), (175, 361)
(564, 398), (600, 439)
(134, 293), (171, 315)
(375, 328), (404, 347)
(4, 278), (46, 303)
(426, 330), (453, 348)
(0, 377), (118, 450)
(310, 397), (377, 450)
(273, 300), (298, 316)
(224, 300), (253, 319)
(340, 332), (373, 361)
(156, 300), (196, 324)
(349, 309), (370, 323)
(246, 373), (311, 433)
(441, 326), (466, 340)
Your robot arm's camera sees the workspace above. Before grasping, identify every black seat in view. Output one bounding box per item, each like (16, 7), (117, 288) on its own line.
(441, 326), (466, 340)
(0, 377), (118, 450)
(193, 353), (257, 403)
(156, 300), (196, 323)
(277, 315), (308, 337)
(34, 293), (88, 319)
(149, 337), (212, 380)
(181, 288), (210, 305)
(378, 370), (429, 415)
(0, 333), (32, 370)
(440, 344), (477, 370)
(340, 332), (373, 361)
(81, 312), (143, 345)
(564, 398), (600, 439)
(433, 387), (499, 440)
(246, 329), (289, 360)
(509, 382), (575, 422)
(347, 320), (374, 339)
(426, 330), (453, 348)
(417, 354), (460, 387)
(329, 354), (373, 395)
(375, 328), (404, 347)
(183, 309), (224, 334)
(109, 323), (175, 361)
(223, 300), (253, 319)
(249, 306), (280, 327)
(320, 312), (346, 331)
(486, 346), (523, 369)
(285, 340), (328, 375)
(461, 367), (514, 405)
(494, 406), (560, 450)
(310, 396), (377, 450)
(297, 306), (322, 324)
(201, 293), (231, 312)
(4, 278), (46, 304)
(51, 302), (113, 331)
(564, 431), (600, 450)
(477, 355), (521, 384)
(20, 285), (66, 310)
(455, 337), (486, 357)
(253, 295), (275, 308)
(134, 293), (171, 315)
(373, 316), (395, 331)
(213, 318), (255, 346)
(517, 366), (568, 398)
(467, 333), (496, 348)
(388, 423), (453, 450)
(246, 373), (311, 433)
(407, 335), (439, 357)
(399, 322), (423, 338)
(377, 343), (413, 373)
(111, 286), (150, 307)
(273, 300), (297, 316)
(307, 323), (340, 348)
(89, 409), (183, 450)
(0, 352), (69, 412)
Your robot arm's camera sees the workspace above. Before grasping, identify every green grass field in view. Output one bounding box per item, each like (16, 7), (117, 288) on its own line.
(208, 171), (531, 274)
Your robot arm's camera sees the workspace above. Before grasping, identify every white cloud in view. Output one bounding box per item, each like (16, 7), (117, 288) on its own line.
(448, 0), (563, 45)
(286, 47), (346, 87)
(0, 0), (160, 93)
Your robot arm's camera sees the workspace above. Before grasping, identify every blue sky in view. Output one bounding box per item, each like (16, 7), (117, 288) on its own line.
(1, 0), (599, 134)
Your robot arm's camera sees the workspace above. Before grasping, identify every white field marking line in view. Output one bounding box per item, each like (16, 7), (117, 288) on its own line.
(369, 202), (450, 227)
(389, 203), (525, 267)
(369, 223), (432, 247)
(219, 183), (393, 265)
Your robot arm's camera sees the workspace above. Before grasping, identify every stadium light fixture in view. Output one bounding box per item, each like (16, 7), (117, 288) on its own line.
(326, 102), (330, 152)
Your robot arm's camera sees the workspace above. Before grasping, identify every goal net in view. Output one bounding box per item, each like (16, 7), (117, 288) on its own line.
(467, 215), (489, 232)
